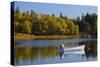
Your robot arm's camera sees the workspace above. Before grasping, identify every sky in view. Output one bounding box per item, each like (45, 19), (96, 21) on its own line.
(14, 1), (97, 19)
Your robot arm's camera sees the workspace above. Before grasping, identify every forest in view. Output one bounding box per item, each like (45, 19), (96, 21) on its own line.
(13, 7), (97, 37)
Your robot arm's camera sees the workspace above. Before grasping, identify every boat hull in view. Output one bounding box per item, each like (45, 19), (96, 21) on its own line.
(64, 45), (85, 51)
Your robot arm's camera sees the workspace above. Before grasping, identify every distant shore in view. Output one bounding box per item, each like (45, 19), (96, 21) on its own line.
(14, 33), (81, 40)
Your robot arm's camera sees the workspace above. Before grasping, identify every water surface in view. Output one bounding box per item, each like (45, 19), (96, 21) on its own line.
(14, 38), (97, 66)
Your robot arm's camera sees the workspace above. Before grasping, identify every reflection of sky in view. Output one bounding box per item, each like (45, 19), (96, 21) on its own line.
(14, 1), (97, 19)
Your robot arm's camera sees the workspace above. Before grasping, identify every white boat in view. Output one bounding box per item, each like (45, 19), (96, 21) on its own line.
(64, 45), (85, 51)
(59, 45), (85, 59)
(64, 50), (85, 55)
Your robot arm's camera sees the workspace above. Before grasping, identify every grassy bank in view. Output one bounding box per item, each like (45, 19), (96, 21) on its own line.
(14, 33), (81, 40)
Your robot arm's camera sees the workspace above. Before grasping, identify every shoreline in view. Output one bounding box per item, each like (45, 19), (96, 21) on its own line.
(14, 33), (81, 40)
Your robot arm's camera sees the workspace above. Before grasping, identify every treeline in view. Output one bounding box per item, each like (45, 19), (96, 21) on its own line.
(14, 7), (97, 35)
(77, 13), (97, 36)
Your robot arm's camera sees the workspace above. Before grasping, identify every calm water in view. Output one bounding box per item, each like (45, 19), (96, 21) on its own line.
(14, 38), (97, 66)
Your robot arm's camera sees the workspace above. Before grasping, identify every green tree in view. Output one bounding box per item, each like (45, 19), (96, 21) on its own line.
(14, 6), (22, 22)
(60, 12), (63, 18)
(74, 25), (79, 34)
(23, 20), (32, 33)
(14, 22), (23, 33)
(30, 10), (38, 22)
(68, 21), (75, 34)
(52, 13), (55, 16)
(22, 11), (30, 21)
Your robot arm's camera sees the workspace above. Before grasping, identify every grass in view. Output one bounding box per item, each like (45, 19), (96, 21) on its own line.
(14, 33), (81, 40)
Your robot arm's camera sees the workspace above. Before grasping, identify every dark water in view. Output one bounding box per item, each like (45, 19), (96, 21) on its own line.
(14, 38), (97, 66)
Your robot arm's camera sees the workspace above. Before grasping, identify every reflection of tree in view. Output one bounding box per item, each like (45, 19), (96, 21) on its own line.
(84, 40), (97, 60)
(14, 46), (57, 65)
